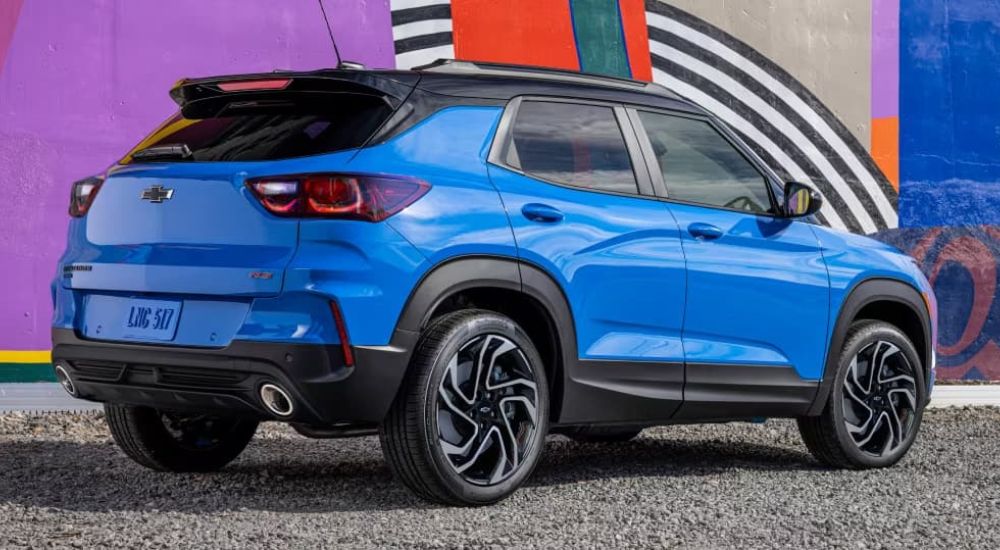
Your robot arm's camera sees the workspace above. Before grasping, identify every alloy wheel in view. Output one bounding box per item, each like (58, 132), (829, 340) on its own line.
(842, 340), (919, 457)
(436, 334), (539, 486)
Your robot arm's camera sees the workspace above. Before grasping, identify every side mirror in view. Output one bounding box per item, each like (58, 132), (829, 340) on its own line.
(782, 181), (823, 218)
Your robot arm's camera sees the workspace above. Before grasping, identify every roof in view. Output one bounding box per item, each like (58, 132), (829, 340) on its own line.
(170, 59), (701, 115)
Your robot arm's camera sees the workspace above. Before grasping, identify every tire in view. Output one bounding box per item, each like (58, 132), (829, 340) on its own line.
(564, 426), (643, 443)
(379, 309), (550, 506)
(798, 320), (926, 469)
(104, 404), (259, 472)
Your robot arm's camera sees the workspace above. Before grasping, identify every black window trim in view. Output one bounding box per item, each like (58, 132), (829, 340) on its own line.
(487, 95), (656, 199)
(625, 105), (786, 218)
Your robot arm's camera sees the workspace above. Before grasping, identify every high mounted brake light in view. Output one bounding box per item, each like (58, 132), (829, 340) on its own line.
(216, 78), (292, 92)
(246, 174), (430, 222)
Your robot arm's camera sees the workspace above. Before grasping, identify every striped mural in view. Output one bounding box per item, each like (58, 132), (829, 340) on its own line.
(2, 0), (994, 382)
(389, 0), (898, 233)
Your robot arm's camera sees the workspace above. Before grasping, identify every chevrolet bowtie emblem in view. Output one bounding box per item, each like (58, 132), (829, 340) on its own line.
(141, 186), (174, 203)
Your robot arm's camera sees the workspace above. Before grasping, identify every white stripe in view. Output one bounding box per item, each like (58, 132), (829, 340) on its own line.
(395, 44), (455, 71)
(648, 12), (897, 227)
(392, 18), (453, 41)
(653, 69), (849, 230)
(651, 41), (877, 233)
(390, 0), (451, 11)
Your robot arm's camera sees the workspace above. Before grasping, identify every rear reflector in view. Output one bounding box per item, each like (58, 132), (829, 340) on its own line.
(247, 174), (430, 222)
(330, 301), (355, 367)
(217, 78), (292, 92)
(69, 175), (104, 217)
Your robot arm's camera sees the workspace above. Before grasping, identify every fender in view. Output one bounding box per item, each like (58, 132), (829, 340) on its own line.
(806, 278), (932, 416)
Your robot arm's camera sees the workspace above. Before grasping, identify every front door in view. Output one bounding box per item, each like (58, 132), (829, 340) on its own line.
(487, 98), (688, 423)
(629, 108), (830, 419)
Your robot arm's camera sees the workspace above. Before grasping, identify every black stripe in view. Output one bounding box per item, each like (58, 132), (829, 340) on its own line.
(394, 31), (453, 54)
(651, 54), (864, 233)
(649, 27), (886, 230)
(645, 1), (897, 213)
(391, 4), (452, 26)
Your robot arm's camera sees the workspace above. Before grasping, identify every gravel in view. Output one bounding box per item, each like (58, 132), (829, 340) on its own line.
(1, 408), (997, 549)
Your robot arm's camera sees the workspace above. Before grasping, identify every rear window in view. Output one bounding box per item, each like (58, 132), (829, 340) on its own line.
(122, 94), (392, 163)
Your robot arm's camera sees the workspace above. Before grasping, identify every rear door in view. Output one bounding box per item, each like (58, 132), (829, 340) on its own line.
(487, 98), (687, 423)
(628, 108), (829, 418)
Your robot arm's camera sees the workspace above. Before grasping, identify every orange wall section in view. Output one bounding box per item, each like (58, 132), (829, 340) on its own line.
(871, 116), (899, 191)
(618, 0), (652, 81)
(451, 0), (580, 70)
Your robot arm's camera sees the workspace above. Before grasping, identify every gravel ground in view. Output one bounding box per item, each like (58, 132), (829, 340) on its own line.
(0, 408), (997, 549)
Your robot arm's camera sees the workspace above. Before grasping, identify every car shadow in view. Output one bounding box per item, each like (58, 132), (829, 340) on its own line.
(0, 432), (819, 514)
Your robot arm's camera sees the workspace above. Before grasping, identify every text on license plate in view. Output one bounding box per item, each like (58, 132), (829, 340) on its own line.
(122, 299), (182, 341)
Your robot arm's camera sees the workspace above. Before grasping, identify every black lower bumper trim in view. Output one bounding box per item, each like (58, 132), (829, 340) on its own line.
(51, 329), (417, 425)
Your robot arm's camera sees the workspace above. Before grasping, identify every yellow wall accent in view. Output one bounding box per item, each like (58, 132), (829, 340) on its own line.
(0, 350), (52, 363)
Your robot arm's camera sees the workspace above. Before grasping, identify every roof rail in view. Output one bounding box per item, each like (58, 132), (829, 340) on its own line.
(414, 59), (679, 99)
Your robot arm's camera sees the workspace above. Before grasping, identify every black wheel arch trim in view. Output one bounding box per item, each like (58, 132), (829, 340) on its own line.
(388, 255), (579, 423)
(807, 277), (932, 416)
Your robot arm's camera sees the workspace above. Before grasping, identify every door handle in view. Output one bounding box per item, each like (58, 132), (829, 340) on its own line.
(688, 222), (723, 240)
(522, 203), (564, 223)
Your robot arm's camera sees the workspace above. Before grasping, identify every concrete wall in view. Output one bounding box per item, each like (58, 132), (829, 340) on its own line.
(664, 0), (873, 149)
(0, 0), (996, 381)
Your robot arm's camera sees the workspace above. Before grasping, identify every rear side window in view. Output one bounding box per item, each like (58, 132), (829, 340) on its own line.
(509, 101), (638, 194)
(637, 111), (773, 213)
(122, 94), (391, 163)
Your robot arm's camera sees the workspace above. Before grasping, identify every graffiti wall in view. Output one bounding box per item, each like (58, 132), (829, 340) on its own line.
(0, 0), (996, 381)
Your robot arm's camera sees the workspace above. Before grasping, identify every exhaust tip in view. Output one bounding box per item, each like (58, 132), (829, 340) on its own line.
(54, 363), (77, 397)
(259, 383), (294, 417)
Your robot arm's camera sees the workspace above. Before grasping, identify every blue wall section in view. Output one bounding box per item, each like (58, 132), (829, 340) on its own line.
(899, 0), (1000, 227)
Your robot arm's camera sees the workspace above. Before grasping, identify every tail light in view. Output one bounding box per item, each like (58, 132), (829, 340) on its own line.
(246, 174), (430, 222)
(69, 176), (104, 217)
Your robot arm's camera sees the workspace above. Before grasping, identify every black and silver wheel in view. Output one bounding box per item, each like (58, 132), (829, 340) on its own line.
(798, 320), (926, 469)
(380, 310), (549, 506)
(105, 404), (258, 472)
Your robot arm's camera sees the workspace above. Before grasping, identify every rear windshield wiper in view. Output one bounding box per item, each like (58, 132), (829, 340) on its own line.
(132, 143), (193, 161)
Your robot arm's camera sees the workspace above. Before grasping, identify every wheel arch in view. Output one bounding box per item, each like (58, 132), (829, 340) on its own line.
(390, 255), (578, 423)
(807, 277), (932, 415)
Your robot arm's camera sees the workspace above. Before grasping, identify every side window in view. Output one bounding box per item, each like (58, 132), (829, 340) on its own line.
(509, 101), (638, 194)
(637, 111), (773, 213)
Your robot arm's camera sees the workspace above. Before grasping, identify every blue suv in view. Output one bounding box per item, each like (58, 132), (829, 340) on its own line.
(52, 60), (936, 505)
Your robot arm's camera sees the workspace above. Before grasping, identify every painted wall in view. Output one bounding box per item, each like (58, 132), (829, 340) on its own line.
(0, 0), (996, 381)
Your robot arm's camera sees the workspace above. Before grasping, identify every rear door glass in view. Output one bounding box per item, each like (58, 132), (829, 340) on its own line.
(123, 94), (391, 163)
(509, 101), (638, 195)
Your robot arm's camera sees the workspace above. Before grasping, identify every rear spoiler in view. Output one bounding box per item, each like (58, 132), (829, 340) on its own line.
(168, 70), (420, 118)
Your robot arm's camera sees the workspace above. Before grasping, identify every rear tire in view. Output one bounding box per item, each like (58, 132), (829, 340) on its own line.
(564, 426), (643, 443)
(104, 404), (258, 472)
(798, 320), (926, 469)
(380, 310), (550, 506)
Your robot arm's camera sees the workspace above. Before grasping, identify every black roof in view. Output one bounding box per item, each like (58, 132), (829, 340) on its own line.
(172, 59), (702, 115)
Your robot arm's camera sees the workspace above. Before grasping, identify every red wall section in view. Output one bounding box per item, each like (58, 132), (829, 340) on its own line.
(618, 0), (652, 81)
(451, 0), (579, 70)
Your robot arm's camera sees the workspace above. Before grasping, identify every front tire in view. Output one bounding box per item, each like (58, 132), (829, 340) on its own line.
(380, 310), (550, 506)
(798, 320), (926, 469)
(104, 404), (258, 472)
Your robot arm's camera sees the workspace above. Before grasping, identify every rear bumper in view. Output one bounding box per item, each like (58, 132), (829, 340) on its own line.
(51, 328), (417, 425)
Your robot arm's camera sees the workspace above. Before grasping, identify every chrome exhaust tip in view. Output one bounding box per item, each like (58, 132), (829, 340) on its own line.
(54, 363), (77, 397)
(259, 383), (294, 417)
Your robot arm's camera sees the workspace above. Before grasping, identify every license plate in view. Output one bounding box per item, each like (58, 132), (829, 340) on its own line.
(122, 299), (182, 341)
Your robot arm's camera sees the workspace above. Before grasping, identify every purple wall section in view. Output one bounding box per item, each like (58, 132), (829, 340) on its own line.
(871, 0), (899, 120)
(0, 0), (393, 352)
